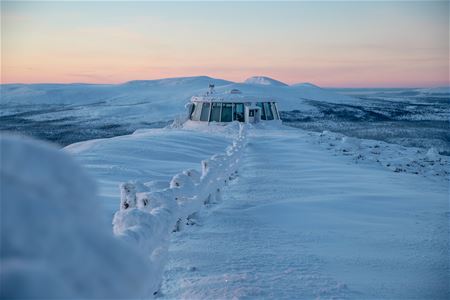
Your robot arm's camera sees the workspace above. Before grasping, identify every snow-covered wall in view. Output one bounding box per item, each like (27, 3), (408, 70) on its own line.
(112, 124), (248, 294)
(0, 135), (154, 299)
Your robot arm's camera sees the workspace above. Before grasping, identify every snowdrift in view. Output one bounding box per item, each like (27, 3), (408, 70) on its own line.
(0, 135), (153, 299)
(113, 124), (248, 294)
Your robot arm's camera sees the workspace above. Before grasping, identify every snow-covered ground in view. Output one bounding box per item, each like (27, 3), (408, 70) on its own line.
(64, 123), (449, 299)
(1, 76), (449, 298)
(65, 126), (237, 219)
(160, 127), (448, 299)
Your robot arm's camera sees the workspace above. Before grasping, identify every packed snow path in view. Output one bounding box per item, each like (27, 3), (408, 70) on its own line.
(161, 128), (449, 299)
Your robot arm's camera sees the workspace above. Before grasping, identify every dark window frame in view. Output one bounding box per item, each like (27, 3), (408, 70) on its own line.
(210, 103), (221, 122)
(234, 103), (245, 122)
(264, 102), (274, 120)
(257, 102), (266, 120)
(200, 102), (211, 121)
(221, 103), (233, 122)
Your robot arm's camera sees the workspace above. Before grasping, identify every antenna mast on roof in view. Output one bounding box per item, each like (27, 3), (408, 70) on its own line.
(209, 84), (215, 95)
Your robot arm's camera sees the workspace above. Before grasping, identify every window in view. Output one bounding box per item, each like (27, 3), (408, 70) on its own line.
(256, 102), (266, 120)
(200, 102), (210, 121)
(221, 103), (232, 122)
(191, 103), (202, 121)
(210, 103), (221, 122)
(264, 102), (274, 120)
(234, 103), (245, 122)
(271, 102), (279, 120)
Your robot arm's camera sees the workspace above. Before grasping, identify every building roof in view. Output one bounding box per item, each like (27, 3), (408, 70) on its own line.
(191, 88), (276, 103)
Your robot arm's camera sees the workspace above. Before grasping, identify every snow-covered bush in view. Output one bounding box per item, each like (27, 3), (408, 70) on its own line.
(0, 134), (153, 299)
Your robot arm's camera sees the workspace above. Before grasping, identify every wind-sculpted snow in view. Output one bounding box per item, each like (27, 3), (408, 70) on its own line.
(161, 128), (449, 299)
(112, 124), (247, 295)
(0, 135), (153, 299)
(312, 130), (449, 181)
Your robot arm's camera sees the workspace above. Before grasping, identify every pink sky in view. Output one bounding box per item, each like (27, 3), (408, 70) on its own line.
(2, 2), (449, 87)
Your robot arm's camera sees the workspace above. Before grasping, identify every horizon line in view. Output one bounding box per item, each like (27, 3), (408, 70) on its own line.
(1, 75), (449, 89)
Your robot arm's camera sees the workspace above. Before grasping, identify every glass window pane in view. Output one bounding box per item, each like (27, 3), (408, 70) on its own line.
(234, 103), (245, 122)
(210, 103), (221, 122)
(191, 103), (202, 121)
(257, 102), (266, 120)
(221, 103), (232, 122)
(264, 102), (274, 120)
(200, 102), (210, 121)
(271, 102), (279, 120)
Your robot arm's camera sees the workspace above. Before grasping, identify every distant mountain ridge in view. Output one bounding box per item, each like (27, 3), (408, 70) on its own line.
(291, 82), (320, 88)
(124, 76), (233, 87)
(1, 75), (359, 120)
(243, 76), (289, 86)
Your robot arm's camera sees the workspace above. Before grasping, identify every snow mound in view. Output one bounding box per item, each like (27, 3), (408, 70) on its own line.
(113, 124), (248, 295)
(243, 76), (288, 87)
(0, 134), (153, 299)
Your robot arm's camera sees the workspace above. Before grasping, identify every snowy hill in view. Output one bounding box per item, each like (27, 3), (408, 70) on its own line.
(1, 75), (354, 109)
(123, 76), (233, 89)
(291, 82), (320, 88)
(243, 76), (288, 87)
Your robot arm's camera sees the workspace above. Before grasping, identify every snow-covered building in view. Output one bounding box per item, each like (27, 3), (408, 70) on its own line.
(187, 85), (281, 124)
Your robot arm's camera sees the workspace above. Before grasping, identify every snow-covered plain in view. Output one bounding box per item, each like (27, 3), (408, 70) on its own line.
(63, 122), (449, 299)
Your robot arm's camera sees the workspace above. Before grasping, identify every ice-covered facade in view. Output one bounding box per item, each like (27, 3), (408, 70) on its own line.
(187, 85), (281, 124)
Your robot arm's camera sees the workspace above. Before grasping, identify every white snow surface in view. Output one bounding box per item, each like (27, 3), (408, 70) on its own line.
(0, 134), (153, 299)
(111, 124), (247, 294)
(62, 123), (449, 299)
(161, 127), (449, 299)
